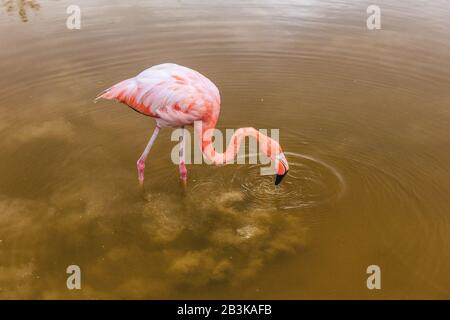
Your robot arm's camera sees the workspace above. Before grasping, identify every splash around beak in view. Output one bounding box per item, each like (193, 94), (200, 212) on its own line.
(274, 152), (289, 185)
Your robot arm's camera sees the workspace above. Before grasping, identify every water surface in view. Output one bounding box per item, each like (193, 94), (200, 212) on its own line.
(0, 0), (449, 298)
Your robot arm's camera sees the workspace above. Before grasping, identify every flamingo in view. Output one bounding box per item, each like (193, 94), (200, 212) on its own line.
(95, 63), (289, 186)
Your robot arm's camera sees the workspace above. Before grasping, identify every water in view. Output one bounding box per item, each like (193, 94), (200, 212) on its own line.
(0, 0), (449, 299)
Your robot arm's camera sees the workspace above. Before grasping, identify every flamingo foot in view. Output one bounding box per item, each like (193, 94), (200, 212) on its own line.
(180, 177), (187, 189)
(179, 161), (187, 186)
(137, 159), (145, 185)
(138, 180), (145, 195)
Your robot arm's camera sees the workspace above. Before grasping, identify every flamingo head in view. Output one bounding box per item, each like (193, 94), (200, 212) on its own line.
(275, 152), (289, 185)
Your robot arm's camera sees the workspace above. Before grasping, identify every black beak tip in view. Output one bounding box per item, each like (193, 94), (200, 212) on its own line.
(275, 171), (288, 185)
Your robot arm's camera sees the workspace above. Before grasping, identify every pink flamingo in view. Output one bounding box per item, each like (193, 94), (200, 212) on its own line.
(96, 63), (289, 185)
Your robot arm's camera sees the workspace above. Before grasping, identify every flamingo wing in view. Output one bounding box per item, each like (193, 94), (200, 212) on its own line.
(96, 63), (220, 127)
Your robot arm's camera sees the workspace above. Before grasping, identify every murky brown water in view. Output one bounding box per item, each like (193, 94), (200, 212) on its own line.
(1, 0), (449, 299)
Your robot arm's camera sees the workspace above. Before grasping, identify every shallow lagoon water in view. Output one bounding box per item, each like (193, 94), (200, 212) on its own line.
(0, 0), (449, 298)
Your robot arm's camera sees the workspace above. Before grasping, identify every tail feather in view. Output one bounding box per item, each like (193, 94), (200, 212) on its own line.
(94, 78), (136, 102)
(94, 77), (158, 117)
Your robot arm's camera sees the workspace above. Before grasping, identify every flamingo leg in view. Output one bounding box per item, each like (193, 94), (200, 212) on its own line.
(179, 127), (188, 183)
(137, 125), (160, 185)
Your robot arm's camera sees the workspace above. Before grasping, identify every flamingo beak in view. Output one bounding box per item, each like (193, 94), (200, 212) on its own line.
(274, 152), (289, 185)
(275, 171), (288, 185)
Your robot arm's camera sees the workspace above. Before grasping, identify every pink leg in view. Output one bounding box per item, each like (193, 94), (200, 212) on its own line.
(179, 127), (187, 183)
(137, 125), (160, 185)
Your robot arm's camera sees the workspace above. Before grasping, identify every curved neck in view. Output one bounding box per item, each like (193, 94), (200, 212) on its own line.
(194, 121), (281, 165)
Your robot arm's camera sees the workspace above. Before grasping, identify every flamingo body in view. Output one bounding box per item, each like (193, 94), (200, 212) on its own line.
(96, 63), (220, 128)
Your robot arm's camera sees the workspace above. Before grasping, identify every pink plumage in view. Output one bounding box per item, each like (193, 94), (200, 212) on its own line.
(96, 63), (220, 128)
